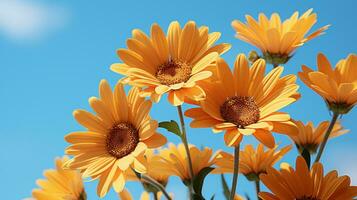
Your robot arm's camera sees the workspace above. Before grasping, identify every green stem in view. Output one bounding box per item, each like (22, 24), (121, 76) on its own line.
(255, 179), (261, 200)
(153, 192), (159, 200)
(177, 105), (195, 197)
(142, 174), (172, 200)
(314, 112), (339, 163)
(229, 144), (240, 200)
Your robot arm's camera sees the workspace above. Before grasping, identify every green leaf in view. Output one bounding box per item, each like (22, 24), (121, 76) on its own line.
(301, 148), (311, 169)
(159, 120), (181, 137)
(192, 167), (214, 199)
(221, 174), (230, 200)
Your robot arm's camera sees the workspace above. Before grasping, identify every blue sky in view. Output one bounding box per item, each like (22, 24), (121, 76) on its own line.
(1, 0), (356, 199)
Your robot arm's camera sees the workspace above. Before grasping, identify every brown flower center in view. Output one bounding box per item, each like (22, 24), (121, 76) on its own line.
(156, 60), (192, 85)
(220, 96), (260, 128)
(296, 196), (319, 200)
(106, 122), (139, 159)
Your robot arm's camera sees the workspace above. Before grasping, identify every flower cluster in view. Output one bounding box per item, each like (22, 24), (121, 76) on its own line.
(29, 10), (357, 200)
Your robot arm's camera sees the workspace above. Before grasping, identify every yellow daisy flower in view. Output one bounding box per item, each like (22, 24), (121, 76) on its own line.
(110, 21), (231, 106)
(232, 9), (329, 67)
(125, 149), (171, 186)
(234, 195), (245, 200)
(119, 189), (149, 200)
(289, 120), (349, 154)
(31, 156), (85, 200)
(259, 157), (357, 200)
(64, 80), (167, 197)
(153, 143), (218, 182)
(185, 55), (299, 148)
(215, 144), (291, 180)
(119, 189), (172, 200)
(299, 53), (357, 114)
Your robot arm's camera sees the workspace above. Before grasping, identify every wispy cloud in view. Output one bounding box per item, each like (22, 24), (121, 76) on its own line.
(0, 0), (68, 42)
(331, 147), (357, 184)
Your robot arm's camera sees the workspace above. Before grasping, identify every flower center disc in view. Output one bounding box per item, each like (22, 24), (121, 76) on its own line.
(220, 96), (260, 128)
(106, 122), (139, 159)
(156, 60), (192, 85)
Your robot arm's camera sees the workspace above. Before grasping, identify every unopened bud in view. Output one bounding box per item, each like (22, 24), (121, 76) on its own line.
(248, 51), (260, 63)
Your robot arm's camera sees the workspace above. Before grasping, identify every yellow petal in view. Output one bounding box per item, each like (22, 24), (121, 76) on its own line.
(253, 129), (275, 148)
(234, 54), (250, 96)
(151, 23), (169, 64)
(142, 133), (167, 148)
(168, 21), (181, 60)
(119, 189), (133, 200)
(178, 21), (198, 61)
(224, 129), (243, 146)
(97, 163), (118, 198)
(113, 172), (125, 193)
(168, 90), (185, 106)
(192, 52), (218, 74)
(73, 110), (108, 133)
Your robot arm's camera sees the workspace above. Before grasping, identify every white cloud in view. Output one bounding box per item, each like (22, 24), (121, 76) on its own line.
(336, 160), (357, 185)
(0, 0), (68, 42)
(331, 148), (357, 185)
